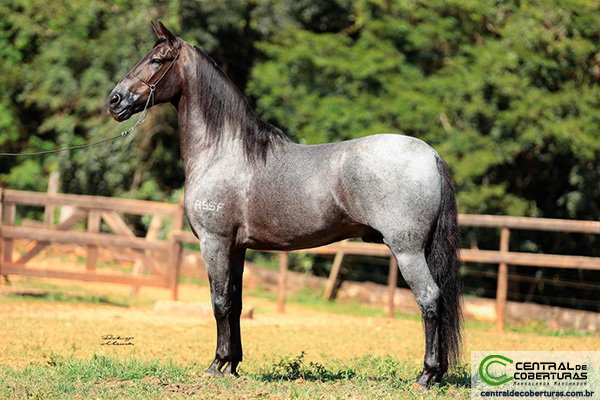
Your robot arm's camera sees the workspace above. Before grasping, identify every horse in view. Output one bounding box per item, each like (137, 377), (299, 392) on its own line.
(108, 21), (462, 388)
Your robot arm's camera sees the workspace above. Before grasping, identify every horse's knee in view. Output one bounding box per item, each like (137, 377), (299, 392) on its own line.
(212, 295), (231, 318)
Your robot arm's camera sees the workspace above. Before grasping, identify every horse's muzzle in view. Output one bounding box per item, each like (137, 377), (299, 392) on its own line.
(107, 87), (136, 121)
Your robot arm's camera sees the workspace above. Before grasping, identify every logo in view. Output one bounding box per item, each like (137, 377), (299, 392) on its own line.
(472, 351), (598, 400)
(479, 355), (514, 386)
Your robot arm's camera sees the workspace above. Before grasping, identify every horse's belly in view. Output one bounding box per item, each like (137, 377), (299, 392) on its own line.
(242, 219), (367, 251)
(241, 192), (368, 250)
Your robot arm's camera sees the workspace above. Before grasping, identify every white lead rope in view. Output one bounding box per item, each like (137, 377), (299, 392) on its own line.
(0, 87), (155, 157)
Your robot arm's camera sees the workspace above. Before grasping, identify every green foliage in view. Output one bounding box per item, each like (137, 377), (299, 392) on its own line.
(2, 0), (598, 218)
(4, 159), (46, 191)
(0, 0), (182, 198)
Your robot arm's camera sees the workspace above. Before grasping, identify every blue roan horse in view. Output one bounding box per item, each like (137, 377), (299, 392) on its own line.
(108, 21), (462, 388)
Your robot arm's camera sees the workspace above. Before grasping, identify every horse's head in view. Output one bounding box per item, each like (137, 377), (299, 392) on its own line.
(108, 21), (182, 121)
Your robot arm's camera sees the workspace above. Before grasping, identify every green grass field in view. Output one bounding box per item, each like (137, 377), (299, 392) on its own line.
(1, 276), (599, 399)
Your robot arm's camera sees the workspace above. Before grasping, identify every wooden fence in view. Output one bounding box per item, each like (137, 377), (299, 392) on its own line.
(173, 214), (600, 329)
(0, 189), (184, 299)
(170, 214), (600, 329)
(2, 188), (599, 330)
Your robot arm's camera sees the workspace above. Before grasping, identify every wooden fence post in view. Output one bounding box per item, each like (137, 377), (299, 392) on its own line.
(169, 239), (182, 301)
(324, 251), (344, 300)
(169, 198), (185, 300)
(130, 215), (163, 296)
(86, 211), (101, 271)
(277, 252), (289, 313)
(387, 256), (398, 319)
(496, 227), (511, 331)
(3, 202), (16, 265)
(44, 171), (59, 227)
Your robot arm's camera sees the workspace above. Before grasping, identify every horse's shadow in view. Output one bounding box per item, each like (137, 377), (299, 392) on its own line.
(255, 353), (472, 388)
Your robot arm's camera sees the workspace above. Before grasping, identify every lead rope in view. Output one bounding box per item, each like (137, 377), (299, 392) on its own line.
(0, 84), (156, 157)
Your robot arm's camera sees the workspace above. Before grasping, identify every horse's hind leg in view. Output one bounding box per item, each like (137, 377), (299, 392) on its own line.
(200, 235), (245, 377)
(390, 249), (442, 388)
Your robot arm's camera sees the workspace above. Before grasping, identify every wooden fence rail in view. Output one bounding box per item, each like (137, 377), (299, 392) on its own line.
(0, 189), (184, 299)
(2, 188), (599, 330)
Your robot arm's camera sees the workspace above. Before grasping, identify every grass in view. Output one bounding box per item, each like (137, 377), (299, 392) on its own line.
(0, 355), (190, 400)
(0, 352), (470, 399)
(96, 259), (134, 274)
(2, 273), (600, 399)
(1, 277), (154, 308)
(3, 290), (131, 307)
(178, 275), (209, 286)
(247, 286), (422, 320)
(246, 250), (281, 270)
(504, 319), (600, 338)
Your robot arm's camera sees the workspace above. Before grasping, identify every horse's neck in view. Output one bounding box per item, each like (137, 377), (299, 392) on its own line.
(176, 54), (235, 172)
(176, 47), (287, 175)
(177, 97), (237, 174)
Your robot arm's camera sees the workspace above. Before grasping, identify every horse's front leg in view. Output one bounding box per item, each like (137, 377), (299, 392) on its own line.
(222, 248), (245, 376)
(200, 235), (246, 377)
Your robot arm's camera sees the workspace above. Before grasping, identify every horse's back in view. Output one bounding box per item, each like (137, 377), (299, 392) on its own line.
(243, 133), (442, 250)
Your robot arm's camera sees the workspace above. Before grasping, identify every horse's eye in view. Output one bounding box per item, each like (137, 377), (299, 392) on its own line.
(150, 58), (162, 65)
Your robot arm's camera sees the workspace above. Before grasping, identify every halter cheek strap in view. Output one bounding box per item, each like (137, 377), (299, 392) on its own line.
(131, 51), (180, 93)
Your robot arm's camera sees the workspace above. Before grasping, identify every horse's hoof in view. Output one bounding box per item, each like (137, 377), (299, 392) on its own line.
(414, 370), (434, 389)
(412, 382), (428, 391)
(222, 361), (240, 377)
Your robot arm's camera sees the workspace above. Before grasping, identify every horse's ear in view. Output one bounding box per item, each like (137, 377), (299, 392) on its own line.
(151, 21), (163, 39)
(157, 20), (178, 46)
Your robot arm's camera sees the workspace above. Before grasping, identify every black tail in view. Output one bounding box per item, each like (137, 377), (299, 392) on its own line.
(426, 156), (463, 369)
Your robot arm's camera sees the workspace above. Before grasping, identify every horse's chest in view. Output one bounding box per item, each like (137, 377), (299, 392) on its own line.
(184, 176), (246, 236)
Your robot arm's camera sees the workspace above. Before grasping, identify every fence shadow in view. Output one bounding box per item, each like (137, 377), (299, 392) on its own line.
(7, 290), (130, 307)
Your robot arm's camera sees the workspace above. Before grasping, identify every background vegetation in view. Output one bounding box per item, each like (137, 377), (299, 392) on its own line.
(1, 0), (599, 310)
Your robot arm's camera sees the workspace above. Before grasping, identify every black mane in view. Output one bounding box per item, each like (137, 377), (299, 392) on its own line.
(193, 47), (288, 165)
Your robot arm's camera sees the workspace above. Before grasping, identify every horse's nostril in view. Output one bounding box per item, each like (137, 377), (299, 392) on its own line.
(110, 93), (121, 106)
